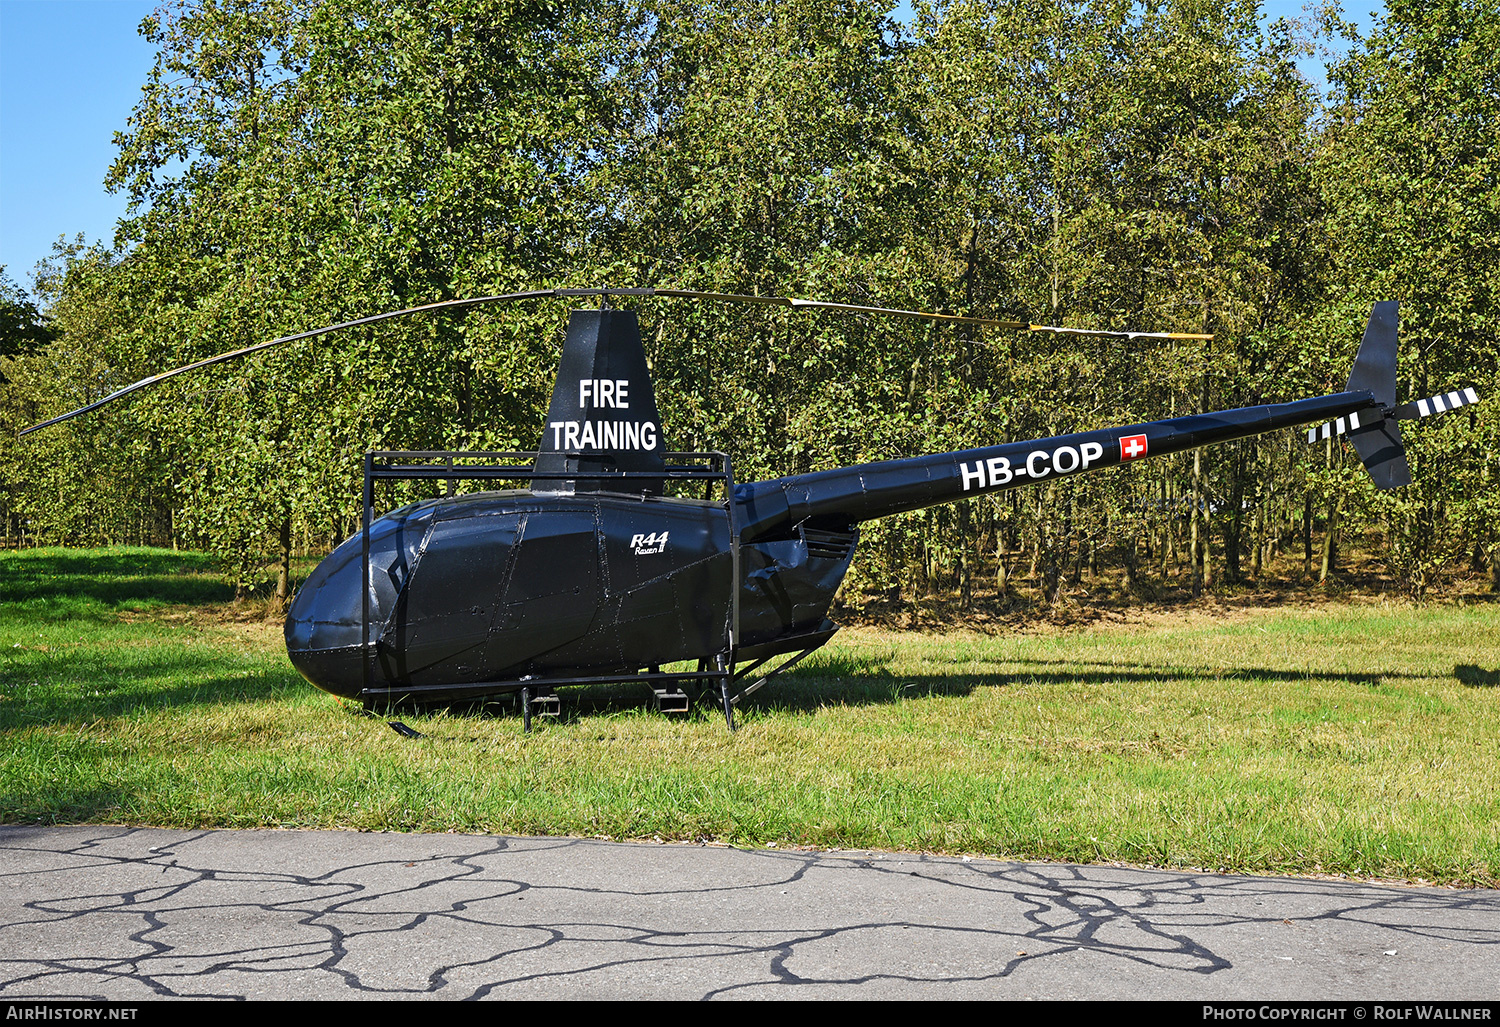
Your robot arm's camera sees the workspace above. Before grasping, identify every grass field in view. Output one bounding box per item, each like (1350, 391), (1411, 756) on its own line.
(2, 546), (1497, 886)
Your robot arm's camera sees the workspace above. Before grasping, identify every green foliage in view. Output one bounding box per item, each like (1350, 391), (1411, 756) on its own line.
(1319, 0), (1500, 594)
(1, 0), (1495, 601)
(0, 268), (57, 374)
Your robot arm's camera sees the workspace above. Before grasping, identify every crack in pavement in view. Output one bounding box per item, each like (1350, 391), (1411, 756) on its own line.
(2, 826), (1495, 1000)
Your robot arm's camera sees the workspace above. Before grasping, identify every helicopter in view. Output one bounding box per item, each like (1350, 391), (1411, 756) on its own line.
(22, 289), (1482, 730)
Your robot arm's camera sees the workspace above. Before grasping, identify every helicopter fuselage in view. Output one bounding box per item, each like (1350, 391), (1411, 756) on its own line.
(284, 488), (855, 699)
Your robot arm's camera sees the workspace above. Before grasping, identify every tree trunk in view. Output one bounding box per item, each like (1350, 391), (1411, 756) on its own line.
(1191, 450), (1203, 597)
(276, 514), (293, 602)
(1319, 496), (1342, 583)
(957, 503), (972, 609)
(1250, 501), (1263, 580)
(1303, 494), (1313, 577)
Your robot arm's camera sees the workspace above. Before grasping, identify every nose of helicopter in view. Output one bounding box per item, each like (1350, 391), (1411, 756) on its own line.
(284, 505), (433, 698)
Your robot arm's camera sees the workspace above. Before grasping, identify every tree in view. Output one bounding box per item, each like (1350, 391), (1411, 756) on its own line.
(12, 0), (1492, 608)
(93, 0), (628, 595)
(0, 268), (58, 378)
(1319, 0), (1500, 593)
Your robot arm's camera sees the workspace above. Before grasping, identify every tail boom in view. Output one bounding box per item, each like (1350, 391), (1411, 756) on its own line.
(735, 390), (1377, 543)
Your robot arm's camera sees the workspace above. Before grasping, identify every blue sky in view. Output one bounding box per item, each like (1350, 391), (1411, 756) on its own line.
(0, 0), (1385, 295)
(1, 0), (157, 288)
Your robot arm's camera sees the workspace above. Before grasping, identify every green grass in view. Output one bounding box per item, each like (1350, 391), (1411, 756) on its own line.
(2, 546), (1498, 885)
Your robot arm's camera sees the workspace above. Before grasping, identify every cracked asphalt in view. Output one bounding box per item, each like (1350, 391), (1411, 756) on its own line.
(1, 825), (1496, 1000)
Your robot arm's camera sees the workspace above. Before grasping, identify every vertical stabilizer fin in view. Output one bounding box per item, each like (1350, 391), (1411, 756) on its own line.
(1303, 300), (1411, 490)
(532, 309), (666, 495)
(1346, 300), (1399, 408)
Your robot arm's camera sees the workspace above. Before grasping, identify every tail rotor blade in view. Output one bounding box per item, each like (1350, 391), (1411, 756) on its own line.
(1305, 410), (1369, 445)
(1394, 386), (1481, 421)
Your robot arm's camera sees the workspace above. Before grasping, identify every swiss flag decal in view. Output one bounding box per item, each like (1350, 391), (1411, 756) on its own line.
(1120, 434), (1149, 461)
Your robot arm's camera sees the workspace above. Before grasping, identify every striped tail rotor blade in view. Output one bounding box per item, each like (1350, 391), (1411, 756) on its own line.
(1305, 410), (1365, 445)
(1394, 386), (1481, 421)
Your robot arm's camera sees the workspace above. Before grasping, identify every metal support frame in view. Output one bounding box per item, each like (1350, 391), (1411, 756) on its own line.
(727, 646), (823, 706)
(358, 449), (743, 731)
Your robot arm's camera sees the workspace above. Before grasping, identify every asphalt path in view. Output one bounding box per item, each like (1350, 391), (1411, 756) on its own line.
(1, 825), (1497, 1001)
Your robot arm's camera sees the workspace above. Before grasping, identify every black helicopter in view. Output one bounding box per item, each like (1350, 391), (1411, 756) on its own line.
(23, 289), (1481, 729)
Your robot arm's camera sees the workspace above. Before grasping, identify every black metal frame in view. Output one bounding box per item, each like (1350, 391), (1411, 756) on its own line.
(357, 449), (752, 728)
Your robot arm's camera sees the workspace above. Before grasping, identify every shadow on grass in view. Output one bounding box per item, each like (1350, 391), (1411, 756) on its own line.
(4, 548), (1475, 734)
(0, 655), (308, 730)
(359, 650), (1441, 730)
(0, 548), (232, 610)
(1455, 664), (1500, 687)
(729, 656), (1429, 717)
(0, 784), (145, 825)
(839, 566), (1499, 634)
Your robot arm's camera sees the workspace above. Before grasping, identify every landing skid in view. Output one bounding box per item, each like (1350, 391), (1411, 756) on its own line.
(358, 622), (839, 733)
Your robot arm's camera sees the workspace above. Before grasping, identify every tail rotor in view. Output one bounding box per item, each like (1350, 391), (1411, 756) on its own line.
(1303, 301), (1482, 490)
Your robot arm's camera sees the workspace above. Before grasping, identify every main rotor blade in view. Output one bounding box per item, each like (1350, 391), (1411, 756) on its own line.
(1028, 324), (1214, 340)
(790, 298), (1028, 329)
(655, 289), (1029, 328)
(19, 289), (554, 436)
(652, 288), (793, 307)
(658, 291), (1208, 337)
(20, 282), (1208, 436)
